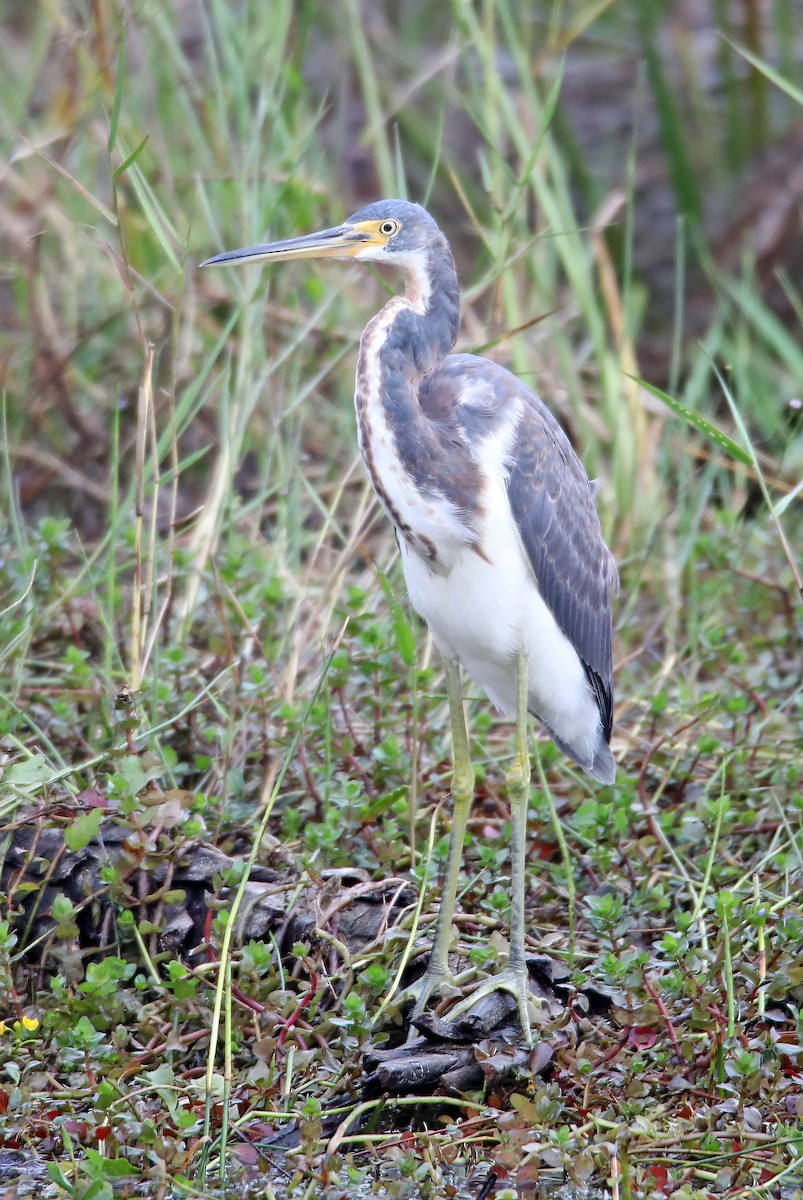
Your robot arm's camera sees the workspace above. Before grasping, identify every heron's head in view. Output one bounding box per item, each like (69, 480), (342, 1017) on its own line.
(200, 200), (445, 273)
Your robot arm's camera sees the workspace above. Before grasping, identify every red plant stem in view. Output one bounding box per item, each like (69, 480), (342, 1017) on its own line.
(642, 971), (688, 1074)
(592, 1029), (631, 1069)
(203, 906), (265, 1014)
(277, 968), (319, 1049)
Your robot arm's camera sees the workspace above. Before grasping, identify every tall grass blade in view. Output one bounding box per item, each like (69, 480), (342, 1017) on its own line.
(724, 36), (803, 108)
(638, 5), (701, 223)
(708, 356), (803, 594)
(107, 21), (126, 154)
(630, 375), (753, 468)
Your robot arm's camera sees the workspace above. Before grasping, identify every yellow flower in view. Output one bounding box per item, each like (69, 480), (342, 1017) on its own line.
(0, 1016), (40, 1035)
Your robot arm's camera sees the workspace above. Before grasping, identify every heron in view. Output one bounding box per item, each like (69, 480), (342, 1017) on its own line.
(201, 200), (617, 1046)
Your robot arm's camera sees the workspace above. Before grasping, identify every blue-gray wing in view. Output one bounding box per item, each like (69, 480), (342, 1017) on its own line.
(506, 393), (618, 740)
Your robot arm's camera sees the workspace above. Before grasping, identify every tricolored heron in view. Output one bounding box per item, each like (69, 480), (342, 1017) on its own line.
(201, 201), (617, 1046)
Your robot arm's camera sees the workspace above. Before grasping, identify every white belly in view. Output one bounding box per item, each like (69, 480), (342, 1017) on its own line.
(399, 520), (602, 765)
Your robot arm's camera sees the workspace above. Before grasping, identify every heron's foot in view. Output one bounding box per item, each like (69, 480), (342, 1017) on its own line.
(398, 956), (558, 1048)
(399, 960), (473, 1038)
(445, 964), (541, 1048)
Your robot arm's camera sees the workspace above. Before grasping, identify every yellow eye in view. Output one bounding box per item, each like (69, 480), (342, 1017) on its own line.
(379, 219), (400, 237)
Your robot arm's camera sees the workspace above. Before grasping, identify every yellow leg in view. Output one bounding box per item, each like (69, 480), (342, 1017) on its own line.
(446, 649), (536, 1046)
(408, 657), (475, 1019)
(506, 647), (535, 1040)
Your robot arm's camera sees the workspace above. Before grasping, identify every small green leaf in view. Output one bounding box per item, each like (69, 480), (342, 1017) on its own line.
(52, 894), (75, 923)
(83, 1181), (114, 1200)
(376, 567), (416, 666)
(113, 133), (149, 180)
(47, 1162), (77, 1195)
(391, 600), (416, 666)
(97, 1158), (138, 1179)
(143, 1063), (176, 1088)
(772, 476), (803, 518)
(112, 754), (164, 797)
(5, 753), (53, 789)
(64, 806), (104, 852)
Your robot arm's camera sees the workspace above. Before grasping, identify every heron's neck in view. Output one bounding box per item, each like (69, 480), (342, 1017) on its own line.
(355, 246), (460, 437)
(394, 248), (461, 370)
(354, 248), (467, 557)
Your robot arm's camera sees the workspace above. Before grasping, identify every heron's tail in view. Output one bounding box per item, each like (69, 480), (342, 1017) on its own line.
(550, 730), (616, 785)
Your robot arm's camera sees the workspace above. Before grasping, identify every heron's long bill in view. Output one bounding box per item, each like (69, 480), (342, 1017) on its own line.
(200, 221), (375, 269)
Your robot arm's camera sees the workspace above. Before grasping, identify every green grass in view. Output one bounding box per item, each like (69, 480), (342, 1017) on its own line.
(1, 1), (802, 1197)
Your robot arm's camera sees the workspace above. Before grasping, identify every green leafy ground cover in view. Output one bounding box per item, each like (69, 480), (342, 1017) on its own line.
(1, 1), (802, 1196)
